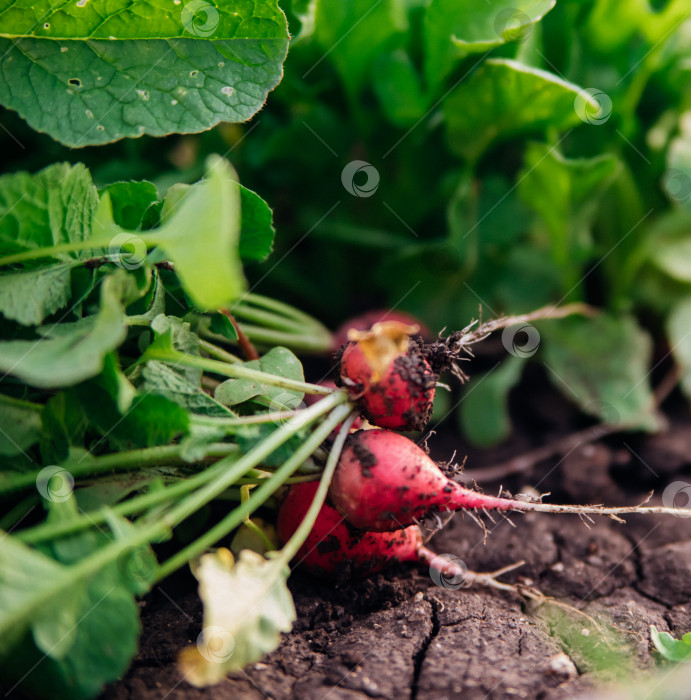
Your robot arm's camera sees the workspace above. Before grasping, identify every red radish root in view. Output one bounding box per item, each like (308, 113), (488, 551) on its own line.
(339, 322), (437, 431)
(278, 482), (522, 591)
(330, 429), (691, 531)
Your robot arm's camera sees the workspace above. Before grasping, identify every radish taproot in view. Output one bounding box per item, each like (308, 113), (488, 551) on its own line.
(277, 482), (521, 590)
(338, 321), (437, 431)
(329, 429), (691, 531)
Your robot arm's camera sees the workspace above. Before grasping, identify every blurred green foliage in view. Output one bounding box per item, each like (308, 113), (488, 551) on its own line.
(2, 0), (690, 444)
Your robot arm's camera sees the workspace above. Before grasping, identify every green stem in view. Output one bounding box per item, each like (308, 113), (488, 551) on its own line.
(236, 324), (333, 353)
(236, 293), (328, 327)
(17, 459), (236, 544)
(154, 392), (345, 534)
(0, 239), (115, 267)
(198, 339), (242, 364)
(0, 443), (239, 494)
(146, 348), (336, 395)
(231, 305), (311, 334)
(154, 402), (353, 581)
(278, 412), (356, 563)
(190, 409), (317, 430)
(0, 395), (349, 643)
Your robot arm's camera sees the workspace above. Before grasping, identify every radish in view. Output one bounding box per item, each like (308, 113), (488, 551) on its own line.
(332, 309), (431, 350)
(277, 481), (423, 577)
(338, 321), (437, 431)
(330, 429), (691, 531)
(277, 482), (520, 590)
(335, 304), (597, 434)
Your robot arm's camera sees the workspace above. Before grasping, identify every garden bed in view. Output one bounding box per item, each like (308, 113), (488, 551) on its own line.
(101, 375), (691, 700)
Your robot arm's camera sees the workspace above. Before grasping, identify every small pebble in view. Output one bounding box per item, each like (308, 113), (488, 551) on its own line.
(546, 652), (578, 682)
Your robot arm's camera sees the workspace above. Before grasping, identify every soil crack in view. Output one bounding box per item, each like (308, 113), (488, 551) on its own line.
(410, 597), (440, 700)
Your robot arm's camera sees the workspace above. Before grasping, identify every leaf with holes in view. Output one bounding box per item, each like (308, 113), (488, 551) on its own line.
(0, 0), (289, 147)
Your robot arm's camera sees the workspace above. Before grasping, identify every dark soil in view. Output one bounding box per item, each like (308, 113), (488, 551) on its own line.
(102, 369), (691, 700)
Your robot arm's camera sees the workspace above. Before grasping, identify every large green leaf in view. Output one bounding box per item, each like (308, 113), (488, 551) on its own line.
(0, 163), (100, 324)
(541, 314), (659, 431)
(0, 530), (78, 657)
(443, 59), (594, 161)
(313, 0), (404, 98)
(0, 0), (289, 147)
(178, 548), (295, 686)
(0, 163), (97, 259)
(0, 271), (128, 388)
(518, 143), (620, 266)
(0, 262), (79, 326)
(424, 0), (555, 91)
(0, 532), (140, 700)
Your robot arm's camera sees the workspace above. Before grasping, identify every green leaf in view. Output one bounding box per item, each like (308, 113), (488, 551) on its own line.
(153, 155), (246, 309)
(664, 115), (691, 212)
(0, 530), (78, 657)
(72, 385), (190, 451)
(238, 185), (275, 262)
(178, 548), (295, 686)
(314, 0), (405, 98)
(0, 262), (79, 326)
(458, 356), (524, 447)
(285, 0), (318, 42)
(0, 271), (128, 388)
(215, 346), (304, 408)
(649, 209), (691, 282)
(149, 314), (203, 383)
(372, 49), (428, 127)
(0, 551), (140, 700)
(443, 59), (593, 161)
(209, 312), (240, 341)
(651, 625), (691, 662)
(0, 1), (289, 147)
(424, 0), (555, 91)
(0, 162), (97, 259)
(142, 360), (235, 417)
(39, 391), (88, 464)
(518, 143), (620, 266)
(101, 181), (160, 230)
(0, 395), (42, 457)
(667, 297), (691, 401)
(542, 314), (659, 431)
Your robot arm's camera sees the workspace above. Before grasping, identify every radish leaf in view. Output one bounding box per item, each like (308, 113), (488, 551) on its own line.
(0, 0), (289, 147)
(424, 0), (556, 91)
(542, 314), (659, 431)
(443, 59), (593, 161)
(178, 548), (295, 686)
(0, 271), (129, 388)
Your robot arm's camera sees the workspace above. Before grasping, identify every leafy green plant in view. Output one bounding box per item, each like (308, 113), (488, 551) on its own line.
(1, 0), (690, 696)
(651, 626), (691, 663)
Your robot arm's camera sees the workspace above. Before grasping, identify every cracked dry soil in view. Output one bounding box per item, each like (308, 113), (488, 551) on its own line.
(103, 391), (691, 700)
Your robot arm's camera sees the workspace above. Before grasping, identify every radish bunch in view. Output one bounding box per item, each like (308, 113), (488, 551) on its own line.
(278, 308), (686, 583)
